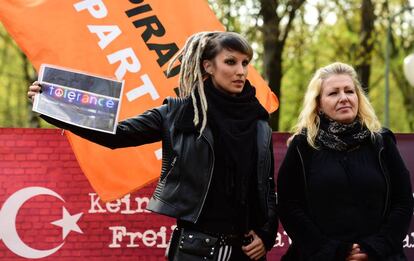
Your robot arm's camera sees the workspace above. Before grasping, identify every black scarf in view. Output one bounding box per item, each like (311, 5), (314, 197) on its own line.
(204, 78), (268, 213)
(316, 114), (371, 151)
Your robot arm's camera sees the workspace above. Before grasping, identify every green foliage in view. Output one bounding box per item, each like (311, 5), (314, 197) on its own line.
(1, 1), (413, 132)
(0, 24), (52, 128)
(0, 25), (31, 127)
(209, 0), (414, 132)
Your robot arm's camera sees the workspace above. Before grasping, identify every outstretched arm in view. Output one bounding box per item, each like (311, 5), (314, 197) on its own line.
(28, 81), (165, 149)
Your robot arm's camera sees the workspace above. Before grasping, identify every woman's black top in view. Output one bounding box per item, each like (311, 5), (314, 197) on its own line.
(278, 129), (413, 261)
(179, 78), (268, 235)
(308, 141), (385, 240)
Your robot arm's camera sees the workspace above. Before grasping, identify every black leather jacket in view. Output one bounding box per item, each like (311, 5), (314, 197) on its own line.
(41, 96), (278, 248)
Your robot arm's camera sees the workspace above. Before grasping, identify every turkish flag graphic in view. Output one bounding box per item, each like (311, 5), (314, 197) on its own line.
(0, 128), (175, 260)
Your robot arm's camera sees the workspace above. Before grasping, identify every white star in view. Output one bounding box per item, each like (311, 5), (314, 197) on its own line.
(51, 207), (83, 240)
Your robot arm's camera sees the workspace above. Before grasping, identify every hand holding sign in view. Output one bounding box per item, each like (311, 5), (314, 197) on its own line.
(32, 64), (124, 134)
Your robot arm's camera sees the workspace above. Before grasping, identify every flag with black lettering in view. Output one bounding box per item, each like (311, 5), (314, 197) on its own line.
(0, 0), (278, 201)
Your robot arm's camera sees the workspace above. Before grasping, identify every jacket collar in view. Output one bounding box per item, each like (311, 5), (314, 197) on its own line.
(175, 98), (198, 133)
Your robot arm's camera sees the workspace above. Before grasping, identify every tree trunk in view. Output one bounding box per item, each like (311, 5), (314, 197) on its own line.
(265, 41), (283, 131)
(260, 0), (280, 130)
(259, 0), (305, 130)
(355, 0), (375, 93)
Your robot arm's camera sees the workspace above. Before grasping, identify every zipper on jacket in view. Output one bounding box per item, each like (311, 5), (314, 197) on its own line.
(154, 155), (178, 197)
(171, 156), (177, 167)
(262, 127), (272, 218)
(378, 147), (390, 218)
(162, 156), (177, 182)
(296, 147), (312, 216)
(194, 133), (215, 223)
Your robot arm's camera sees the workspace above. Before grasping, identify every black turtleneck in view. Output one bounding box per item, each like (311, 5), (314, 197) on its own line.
(187, 78), (269, 234)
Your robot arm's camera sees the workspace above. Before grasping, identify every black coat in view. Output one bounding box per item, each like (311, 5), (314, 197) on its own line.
(277, 129), (413, 260)
(41, 96), (278, 249)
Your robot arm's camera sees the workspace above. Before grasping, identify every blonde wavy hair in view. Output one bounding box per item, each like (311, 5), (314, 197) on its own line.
(167, 31), (253, 134)
(289, 62), (381, 148)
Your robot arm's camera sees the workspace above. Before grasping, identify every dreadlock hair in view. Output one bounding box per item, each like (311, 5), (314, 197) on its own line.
(167, 31), (253, 134)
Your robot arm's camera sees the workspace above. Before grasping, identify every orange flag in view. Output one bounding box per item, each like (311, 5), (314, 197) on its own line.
(1, 0), (278, 201)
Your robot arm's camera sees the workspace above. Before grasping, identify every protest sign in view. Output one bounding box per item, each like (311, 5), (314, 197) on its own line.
(33, 64), (123, 134)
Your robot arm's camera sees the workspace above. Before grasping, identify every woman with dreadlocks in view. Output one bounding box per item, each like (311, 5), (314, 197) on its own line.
(28, 31), (278, 261)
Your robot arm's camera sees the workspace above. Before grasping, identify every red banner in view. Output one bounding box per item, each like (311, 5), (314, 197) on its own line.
(0, 128), (413, 260)
(0, 0), (279, 201)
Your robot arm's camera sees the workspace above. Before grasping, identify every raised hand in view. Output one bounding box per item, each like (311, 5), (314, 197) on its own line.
(27, 81), (42, 102)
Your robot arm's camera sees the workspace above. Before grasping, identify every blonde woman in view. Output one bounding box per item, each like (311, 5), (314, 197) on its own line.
(28, 31), (277, 261)
(277, 62), (413, 261)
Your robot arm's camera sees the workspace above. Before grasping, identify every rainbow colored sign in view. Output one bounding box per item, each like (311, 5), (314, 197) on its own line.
(33, 64), (124, 134)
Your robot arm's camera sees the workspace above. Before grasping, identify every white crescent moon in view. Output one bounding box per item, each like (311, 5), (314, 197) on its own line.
(0, 187), (65, 259)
